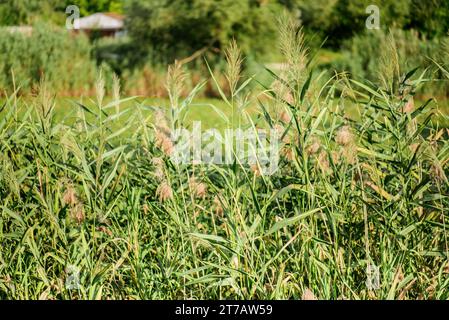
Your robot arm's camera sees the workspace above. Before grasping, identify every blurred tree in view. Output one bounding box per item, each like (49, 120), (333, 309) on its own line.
(64, 0), (124, 16)
(125, 0), (292, 65)
(0, 0), (65, 25)
(324, 0), (411, 47)
(409, 0), (449, 38)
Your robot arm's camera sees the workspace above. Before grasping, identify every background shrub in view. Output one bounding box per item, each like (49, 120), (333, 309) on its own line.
(0, 23), (101, 95)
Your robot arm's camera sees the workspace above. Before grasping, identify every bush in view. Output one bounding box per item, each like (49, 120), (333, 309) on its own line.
(124, 0), (290, 65)
(0, 23), (98, 95)
(328, 29), (448, 97)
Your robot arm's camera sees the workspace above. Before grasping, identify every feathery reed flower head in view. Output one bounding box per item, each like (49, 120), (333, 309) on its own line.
(63, 185), (78, 206)
(155, 127), (174, 156)
(152, 157), (164, 167)
(213, 195), (224, 217)
(430, 162), (447, 185)
(379, 32), (400, 91)
(317, 150), (331, 174)
(409, 143), (420, 154)
(335, 125), (353, 146)
(225, 39), (243, 95)
(157, 181), (173, 202)
(331, 150), (341, 165)
(341, 144), (357, 164)
(250, 164), (262, 177)
(402, 97), (414, 113)
(306, 136), (321, 155)
(166, 60), (187, 108)
(280, 110), (292, 124)
(95, 70), (105, 107)
(278, 11), (308, 84)
(302, 288), (318, 300)
(70, 203), (85, 224)
(112, 73), (121, 114)
(189, 177), (207, 199)
(152, 157), (165, 181)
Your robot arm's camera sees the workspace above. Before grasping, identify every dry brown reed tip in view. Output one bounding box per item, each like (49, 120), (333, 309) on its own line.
(430, 162), (447, 184)
(152, 157), (165, 181)
(281, 145), (294, 161)
(444, 262), (449, 274)
(142, 203), (149, 215)
(302, 288), (318, 300)
(189, 177), (207, 199)
(317, 150), (331, 174)
(280, 110), (291, 123)
(335, 125), (353, 146)
(402, 97), (414, 113)
(63, 185), (78, 206)
(155, 128), (174, 156)
(156, 181), (173, 202)
(213, 195), (224, 216)
(97, 226), (113, 237)
(250, 164), (262, 177)
(70, 203), (85, 224)
(306, 136), (321, 155)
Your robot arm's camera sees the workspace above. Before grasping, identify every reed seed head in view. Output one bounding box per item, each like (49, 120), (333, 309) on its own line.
(155, 128), (174, 156)
(403, 97), (414, 113)
(166, 60), (187, 108)
(317, 150), (331, 174)
(70, 203), (85, 224)
(335, 125), (353, 146)
(95, 70), (105, 107)
(189, 177), (207, 199)
(157, 181), (173, 202)
(63, 185), (78, 206)
(280, 110), (291, 124)
(306, 137), (321, 155)
(225, 39), (243, 95)
(213, 195), (224, 216)
(302, 288), (318, 300)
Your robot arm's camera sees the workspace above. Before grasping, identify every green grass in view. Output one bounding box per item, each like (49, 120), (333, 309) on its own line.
(5, 94), (448, 131)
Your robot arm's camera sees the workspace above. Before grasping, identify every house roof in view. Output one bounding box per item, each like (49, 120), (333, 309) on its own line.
(75, 13), (124, 30)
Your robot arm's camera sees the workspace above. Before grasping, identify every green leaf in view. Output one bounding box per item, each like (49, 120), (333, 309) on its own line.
(266, 207), (323, 235)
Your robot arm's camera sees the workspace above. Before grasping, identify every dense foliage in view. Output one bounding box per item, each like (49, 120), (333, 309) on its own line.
(1, 1), (449, 96)
(0, 23), (98, 95)
(328, 29), (449, 97)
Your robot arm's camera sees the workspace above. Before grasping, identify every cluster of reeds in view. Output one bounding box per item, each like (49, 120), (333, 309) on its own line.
(0, 17), (448, 300)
